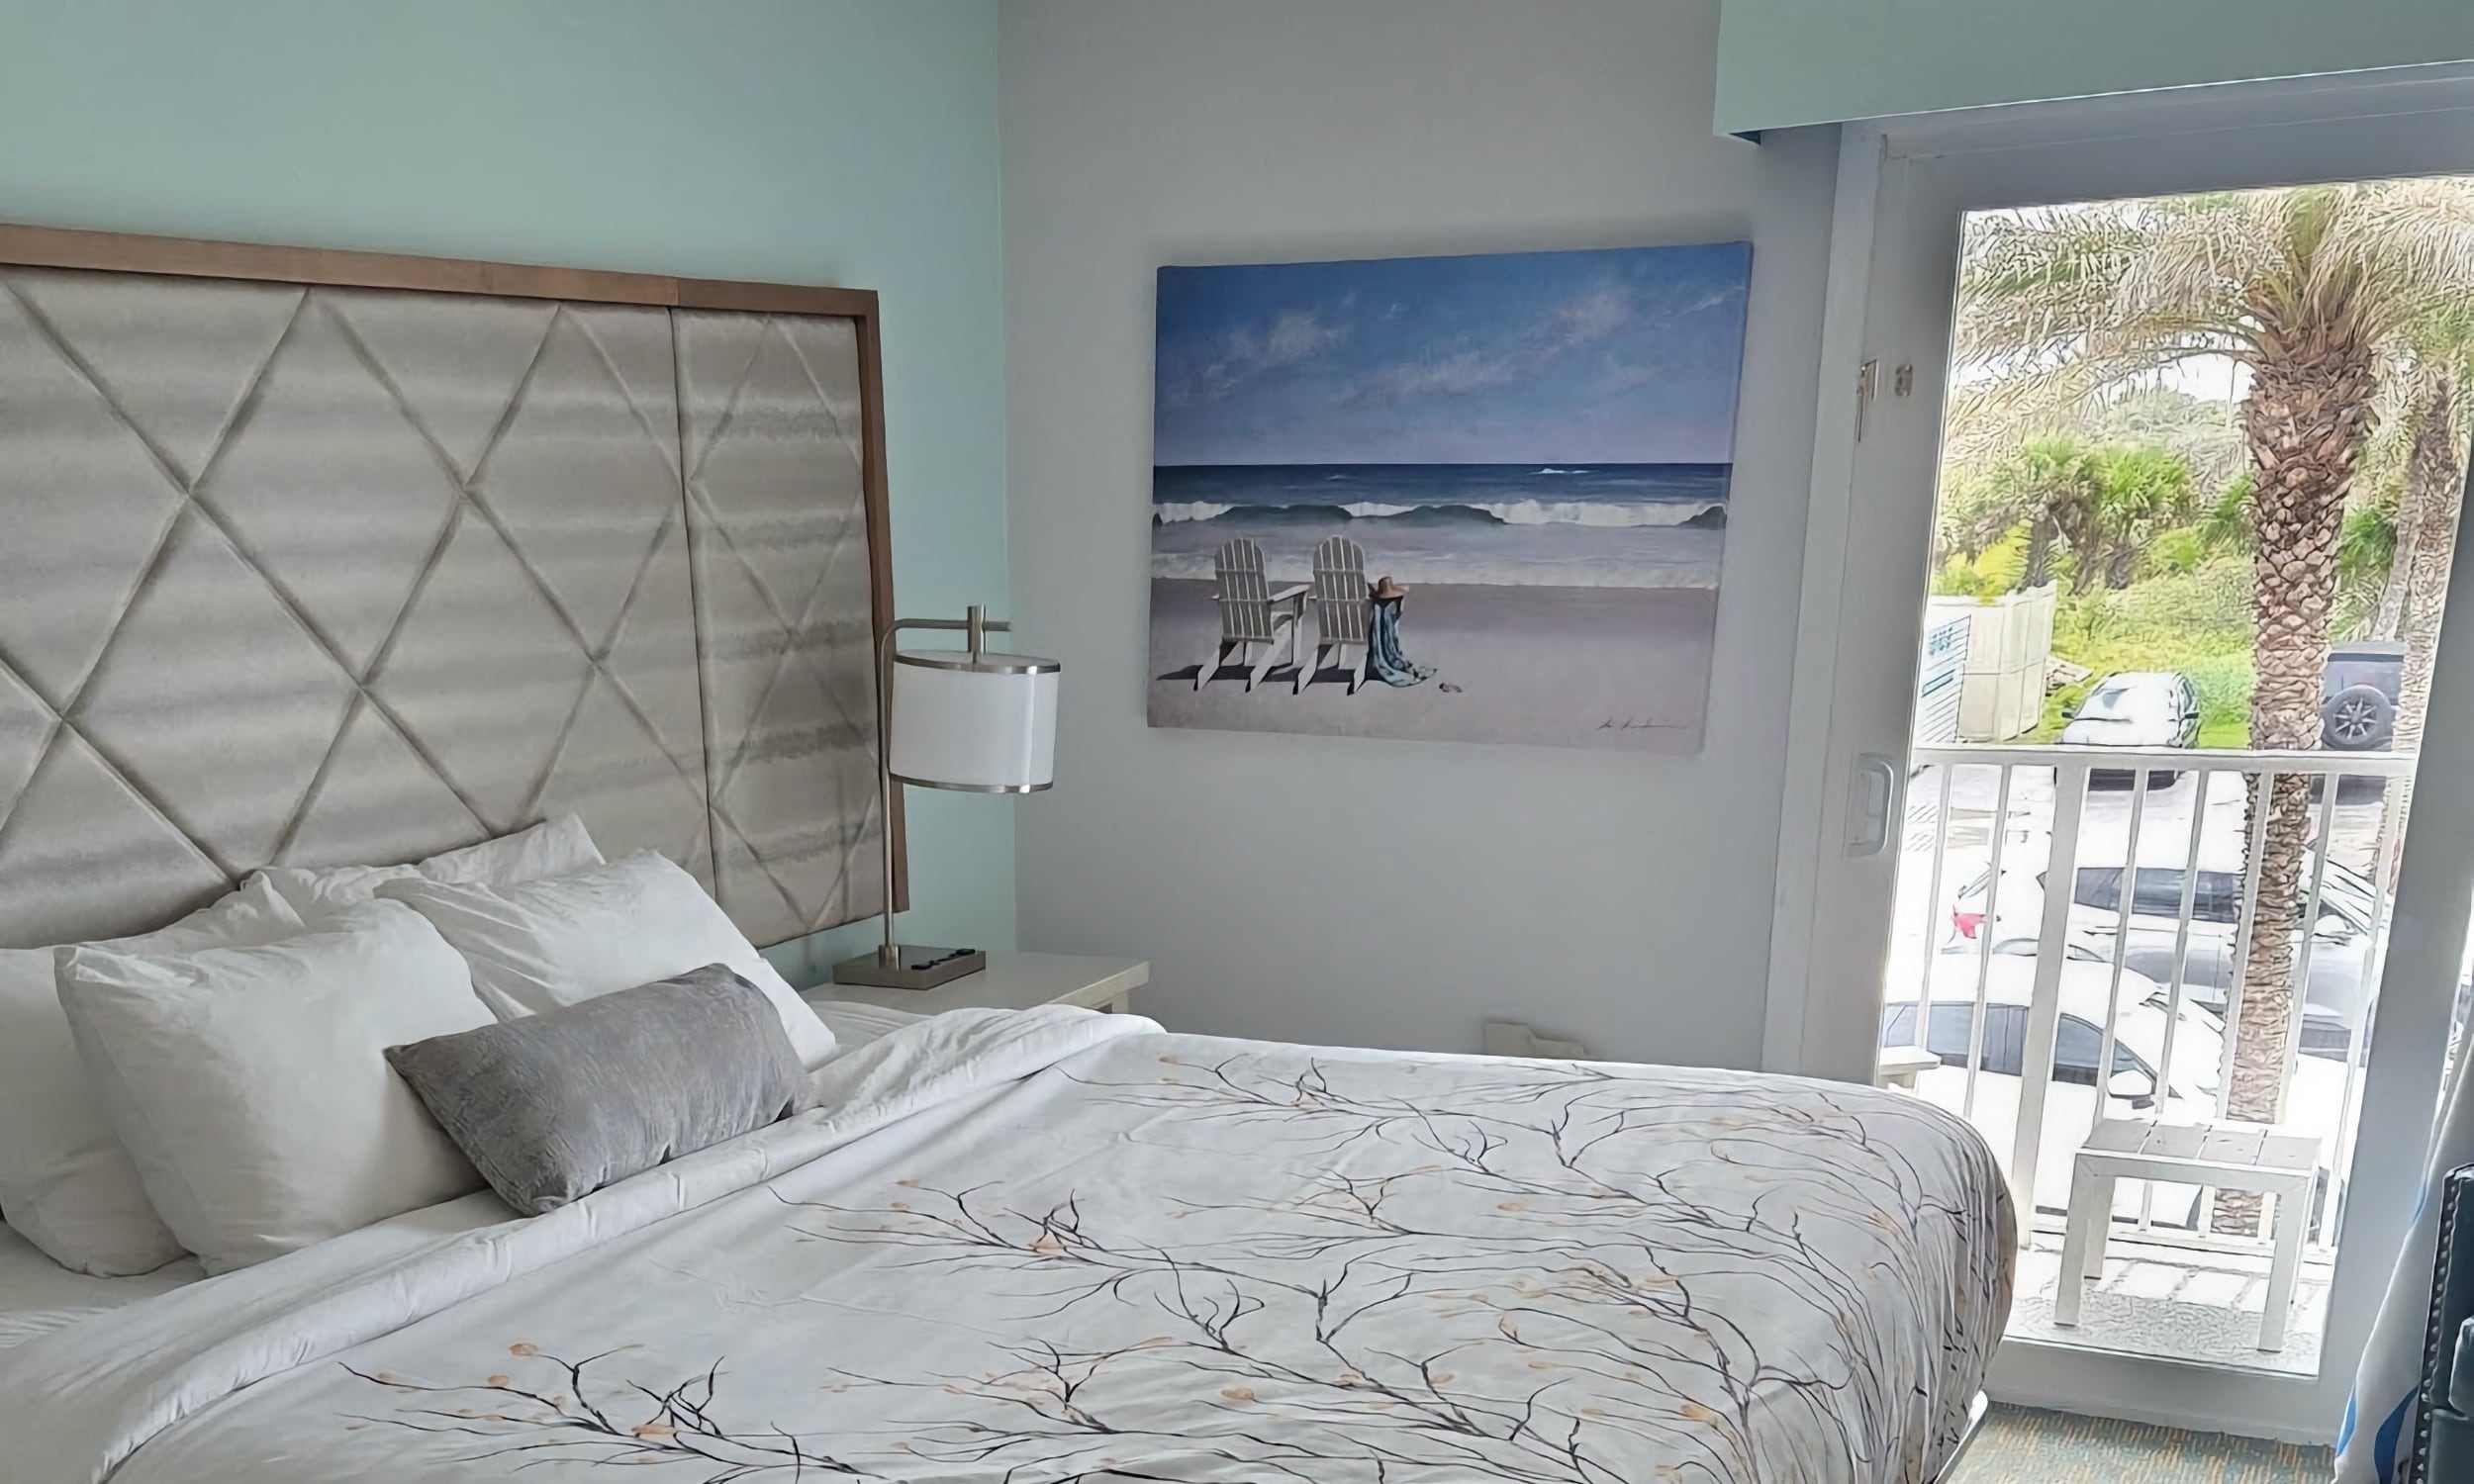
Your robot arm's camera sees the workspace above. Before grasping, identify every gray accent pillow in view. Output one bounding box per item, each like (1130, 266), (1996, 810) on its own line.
(385, 965), (813, 1215)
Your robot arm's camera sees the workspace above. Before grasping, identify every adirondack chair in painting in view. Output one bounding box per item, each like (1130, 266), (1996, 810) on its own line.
(1299, 535), (1372, 695)
(1197, 537), (1306, 692)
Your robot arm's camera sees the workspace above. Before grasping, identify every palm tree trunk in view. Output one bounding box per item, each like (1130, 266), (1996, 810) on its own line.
(2106, 543), (2141, 589)
(2023, 511), (2055, 589)
(2373, 514), (2416, 640)
(2396, 375), (2461, 758)
(2218, 348), (2378, 1234)
(2372, 382), (2452, 643)
(2371, 378), (2466, 967)
(2051, 492), (2099, 594)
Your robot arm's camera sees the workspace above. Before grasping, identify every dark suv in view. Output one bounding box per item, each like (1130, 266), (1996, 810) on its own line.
(2324, 640), (2404, 750)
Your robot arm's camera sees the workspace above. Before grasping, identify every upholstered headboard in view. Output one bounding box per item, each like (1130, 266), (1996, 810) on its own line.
(0, 226), (897, 951)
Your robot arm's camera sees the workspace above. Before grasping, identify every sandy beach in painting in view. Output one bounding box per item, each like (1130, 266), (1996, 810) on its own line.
(1147, 578), (1716, 751)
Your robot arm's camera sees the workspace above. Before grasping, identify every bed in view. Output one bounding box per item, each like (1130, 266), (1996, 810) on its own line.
(0, 1224), (202, 1352)
(0, 226), (2014, 1483)
(1, 1007), (2010, 1483)
(0, 1000), (912, 1354)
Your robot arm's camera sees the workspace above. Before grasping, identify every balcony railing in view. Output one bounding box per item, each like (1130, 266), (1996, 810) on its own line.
(1893, 744), (2416, 1257)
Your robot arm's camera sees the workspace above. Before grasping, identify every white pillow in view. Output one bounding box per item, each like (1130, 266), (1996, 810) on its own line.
(420, 813), (605, 885)
(379, 854), (836, 1069)
(0, 877), (304, 1276)
(55, 900), (495, 1274)
(258, 814), (604, 918)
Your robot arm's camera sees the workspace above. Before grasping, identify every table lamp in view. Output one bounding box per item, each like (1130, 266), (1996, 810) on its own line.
(833, 605), (1059, 989)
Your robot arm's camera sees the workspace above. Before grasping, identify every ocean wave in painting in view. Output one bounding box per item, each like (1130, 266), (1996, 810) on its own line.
(1150, 518), (1724, 589)
(1151, 462), (1729, 589)
(1154, 499), (1725, 528)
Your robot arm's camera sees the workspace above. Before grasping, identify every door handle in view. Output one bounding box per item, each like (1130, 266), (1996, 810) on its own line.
(1846, 754), (1904, 858)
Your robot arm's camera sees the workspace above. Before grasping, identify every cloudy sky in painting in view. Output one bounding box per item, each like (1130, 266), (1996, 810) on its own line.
(1152, 243), (1751, 467)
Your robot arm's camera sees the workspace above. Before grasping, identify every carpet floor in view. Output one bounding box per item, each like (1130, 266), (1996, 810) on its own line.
(1950, 1404), (2331, 1483)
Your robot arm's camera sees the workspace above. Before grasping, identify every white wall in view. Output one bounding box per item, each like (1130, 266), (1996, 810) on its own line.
(1001, 0), (1839, 1068)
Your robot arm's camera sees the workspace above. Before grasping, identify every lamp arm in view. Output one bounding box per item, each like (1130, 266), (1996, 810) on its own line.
(873, 608), (1012, 964)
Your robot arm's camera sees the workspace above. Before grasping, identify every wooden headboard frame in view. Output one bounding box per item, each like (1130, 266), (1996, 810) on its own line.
(0, 223), (906, 938)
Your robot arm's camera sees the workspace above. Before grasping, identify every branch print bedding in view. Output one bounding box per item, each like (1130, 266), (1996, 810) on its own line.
(0, 1009), (2011, 1484)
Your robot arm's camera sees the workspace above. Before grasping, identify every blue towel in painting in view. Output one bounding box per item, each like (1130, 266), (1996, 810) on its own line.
(1368, 596), (1436, 688)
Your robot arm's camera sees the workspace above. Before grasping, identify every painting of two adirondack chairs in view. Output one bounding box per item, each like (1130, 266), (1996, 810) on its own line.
(1146, 240), (1752, 752)
(1195, 535), (1375, 695)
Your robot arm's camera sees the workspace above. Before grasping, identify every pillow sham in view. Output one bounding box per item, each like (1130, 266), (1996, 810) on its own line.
(257, 814), (603, 918)
(54, 900), (494, 1274)
(385, 964), (814, 1215)
(0, 876), (304, 1276)
(420, 813), (605, 886)
(378, 854), (835, 1068)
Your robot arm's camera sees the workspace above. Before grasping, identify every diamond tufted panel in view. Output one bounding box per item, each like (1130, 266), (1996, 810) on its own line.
(0, 266), (884, 950)
(676, 310), (885, 946)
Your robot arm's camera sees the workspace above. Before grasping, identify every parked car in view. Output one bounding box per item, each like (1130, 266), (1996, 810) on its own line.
(1880, 954), (2345, 1224)
(1946, 834), (2383, 1062)
(2059, 671), (2200, 786)
(2323, 640), (2404, 751)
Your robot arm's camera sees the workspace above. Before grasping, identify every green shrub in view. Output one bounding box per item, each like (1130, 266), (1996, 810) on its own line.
(2146, 526), (2207, 576)
(2184, 653), (2256, 746)
(2101, 556), (2252, 635)
(2031, 566), (2255, 746)
(1933, 527), (2030, 599)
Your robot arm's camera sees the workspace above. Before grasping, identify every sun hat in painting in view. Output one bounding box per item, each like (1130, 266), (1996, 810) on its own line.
(1371, 576), (1409, 602)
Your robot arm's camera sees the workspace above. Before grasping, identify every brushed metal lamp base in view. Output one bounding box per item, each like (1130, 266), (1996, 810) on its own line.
(832, 945), (988, 990)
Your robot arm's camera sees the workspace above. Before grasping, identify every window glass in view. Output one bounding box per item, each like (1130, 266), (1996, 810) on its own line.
(2195, 871), (2243, 925)
(2299, 1017), (2354, 1063)
(2095, 868), (2244, 922)
(1879, 1003), (2042, 1077)
(1923, 1002), (1975, 1064)
(1924, 1002), (2024, 1075)
(2081, 684), (2166, 720)
(2130, 869), (2190, 918)
(2052, 1013), (2152, 1085)
(2053, 1014), (2103, 1085)
(2074, 867), (2124, 911)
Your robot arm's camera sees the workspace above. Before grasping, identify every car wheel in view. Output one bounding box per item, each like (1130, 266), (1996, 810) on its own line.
(2324, 684), (2394, 750)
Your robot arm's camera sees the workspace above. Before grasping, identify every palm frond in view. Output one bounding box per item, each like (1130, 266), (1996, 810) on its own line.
(1954, 177), (2474, 408)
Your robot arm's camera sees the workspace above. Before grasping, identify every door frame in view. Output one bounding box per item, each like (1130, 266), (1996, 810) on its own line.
(1761, 65), (2474, 1440)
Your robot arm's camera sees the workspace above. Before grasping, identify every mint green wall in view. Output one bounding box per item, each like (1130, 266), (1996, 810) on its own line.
(1717, 0), (2474, 135)
(0, 0), (1012, 982)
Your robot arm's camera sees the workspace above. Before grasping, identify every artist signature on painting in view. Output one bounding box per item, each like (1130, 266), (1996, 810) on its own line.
(1597, 716), (1682, 732)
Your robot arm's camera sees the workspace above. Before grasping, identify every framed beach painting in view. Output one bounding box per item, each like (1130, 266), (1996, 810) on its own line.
(1147, 241), (1751, 752)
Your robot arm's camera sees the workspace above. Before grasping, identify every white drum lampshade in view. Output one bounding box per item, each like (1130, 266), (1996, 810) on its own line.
(836, 606), (1059, 992)
(888, 649), (1060, 792)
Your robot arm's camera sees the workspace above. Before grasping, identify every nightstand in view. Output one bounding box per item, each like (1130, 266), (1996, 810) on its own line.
(804, 952), (1149, 1016)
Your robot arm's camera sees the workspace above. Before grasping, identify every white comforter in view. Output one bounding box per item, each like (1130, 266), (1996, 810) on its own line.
(0, 1009), (2013, 1484)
